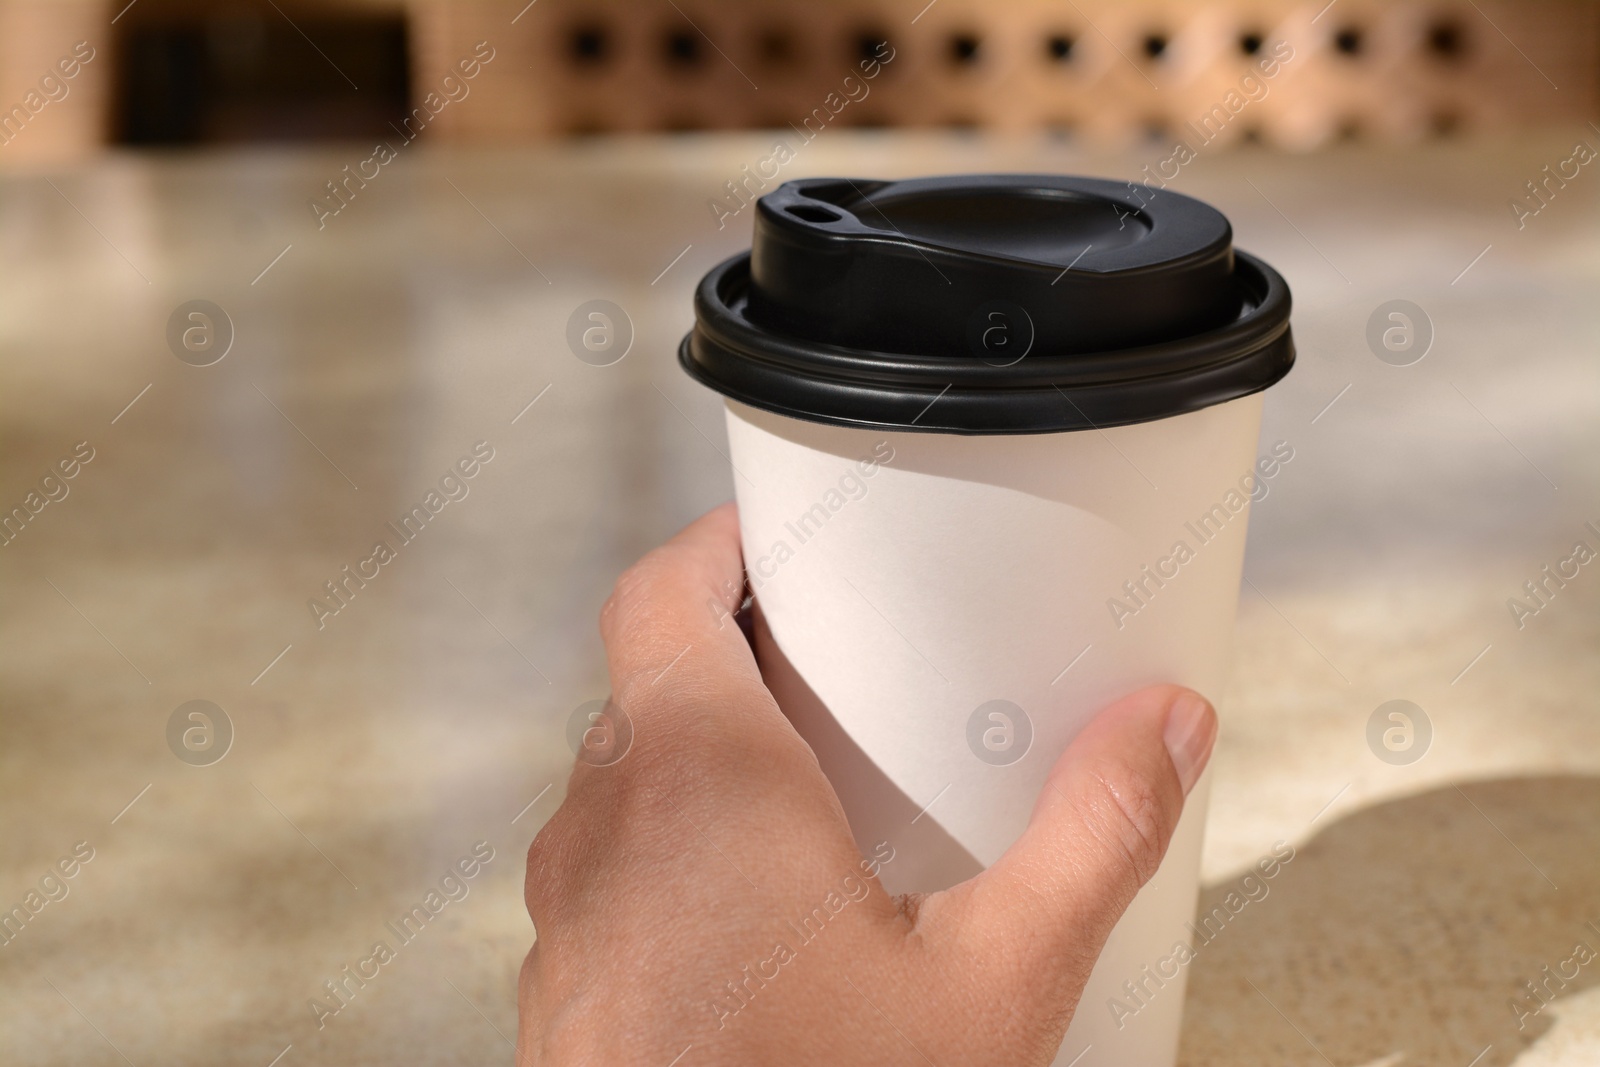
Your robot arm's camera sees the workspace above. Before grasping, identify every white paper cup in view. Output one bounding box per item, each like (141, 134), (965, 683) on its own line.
(681, 174), (1295, 1067)
(727, 391), (1274, 1066)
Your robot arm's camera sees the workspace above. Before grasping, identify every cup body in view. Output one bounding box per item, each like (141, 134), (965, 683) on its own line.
(725, 392), (1270, 1067)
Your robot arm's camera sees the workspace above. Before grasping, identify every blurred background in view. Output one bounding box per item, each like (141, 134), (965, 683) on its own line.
(1, 0), (1599, 156)
(1, 1), (1597, 1065)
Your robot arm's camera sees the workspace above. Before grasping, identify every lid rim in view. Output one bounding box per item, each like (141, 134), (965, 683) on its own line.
(701, 252), (1287, 385)
(681, 249), (1295, 435)
(680, 335), (1295, 435)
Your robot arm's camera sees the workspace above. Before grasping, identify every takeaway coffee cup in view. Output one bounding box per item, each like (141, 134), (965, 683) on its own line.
(680, 175), (1294, 1067)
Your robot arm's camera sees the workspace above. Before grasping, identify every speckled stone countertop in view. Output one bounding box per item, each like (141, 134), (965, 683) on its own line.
(1, 131), (1596, 1066)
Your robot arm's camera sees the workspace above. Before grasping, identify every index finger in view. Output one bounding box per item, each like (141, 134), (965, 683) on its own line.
(595, 501), (786, 767)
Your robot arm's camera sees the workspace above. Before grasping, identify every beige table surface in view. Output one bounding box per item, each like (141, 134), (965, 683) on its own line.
(1, 131), (1597, 1067)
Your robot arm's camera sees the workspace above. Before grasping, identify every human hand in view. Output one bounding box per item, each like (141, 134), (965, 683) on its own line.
(518, 503), (1217, 1065)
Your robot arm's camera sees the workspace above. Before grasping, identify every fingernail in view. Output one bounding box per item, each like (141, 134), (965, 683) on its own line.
(1163, 691), (1216, 796)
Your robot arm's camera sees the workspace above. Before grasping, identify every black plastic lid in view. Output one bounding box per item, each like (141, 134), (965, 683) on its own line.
(680, 174), (1294, 434)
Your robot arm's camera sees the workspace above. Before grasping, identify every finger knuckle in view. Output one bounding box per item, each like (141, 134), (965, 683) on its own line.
(524, 807), (579, 915)
(1079, 767), (1171, 886)
(601, 548), (697, 643)
(601, 557), (659, 633)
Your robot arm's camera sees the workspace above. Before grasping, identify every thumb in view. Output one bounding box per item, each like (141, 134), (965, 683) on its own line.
(936, 685), (1216, 993)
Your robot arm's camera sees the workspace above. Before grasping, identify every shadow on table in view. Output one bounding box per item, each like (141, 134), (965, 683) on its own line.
(1178, 776), (1600, 1067)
